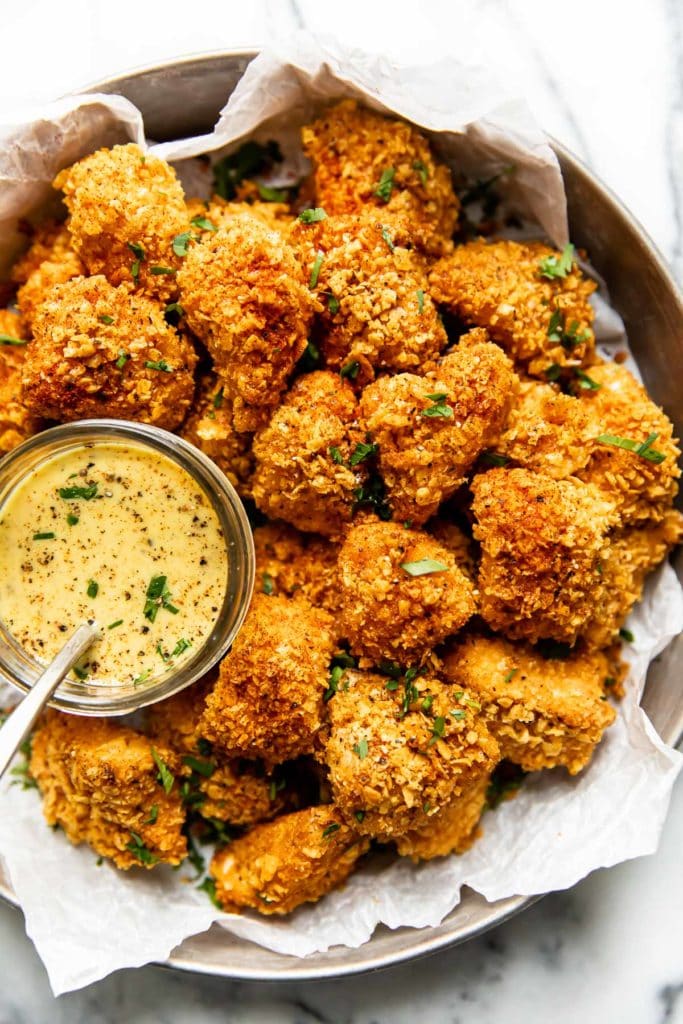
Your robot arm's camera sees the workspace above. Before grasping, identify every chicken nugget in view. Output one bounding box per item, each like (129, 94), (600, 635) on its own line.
(320, 668), (499, 840)
(145, 681), (284, 826)
(395, 774), (490, 860)
(253, 521), (341, 616)
(200, 593), (335, 766)
(471, 468), (617, 644)
(0, 308), (43, 452)
(290, 211), (447, 376)
(30, 712), (186, 869)
(189, 193), (293, 236)
(179, 372), (254, 497)
(359, 328), (518, 524)
(251, 370), (366, 537)
(53, 144), (187, 301)
(23, 275), (197, 429)
(429, 239), (596, 376)
(12, 221), (83, 328)
(338, 519), (476, 664)
(442, 634), (618, 775)
(302, 100), (459, 256)
(177, 211), (317, 432)
(576, 361), (680, 524)
(210, 805), (369, 915)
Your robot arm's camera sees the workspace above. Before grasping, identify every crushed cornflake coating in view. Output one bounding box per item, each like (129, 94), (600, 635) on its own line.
(302, 99), (459, 256)
(0, 308), (43, 452)
(22, 275), (197, 429)
(442, 634), (621, 775)
(471, 467), (618, 645)
(253, 521), (342, 617)
(30, 712), (187, 869)
(359, 328), (518, 524)
(320, 668), (499, 841)
(289, 211), (447, 376)
(337, 518), (476, 664)
(12, 221), (83, 328)
(187, 192), (293, 237)
(429, 239), (596, 376)
(200, 593), (335, 766)
(177, 210), (317, 432)
(395, 774), (491, 861)
(179, 372), (254, 498)
(54, 144), (187, 302)
(210, 805), (369, 915)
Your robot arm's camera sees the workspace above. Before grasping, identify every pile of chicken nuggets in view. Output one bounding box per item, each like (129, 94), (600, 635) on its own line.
(5, 99), (680, 916)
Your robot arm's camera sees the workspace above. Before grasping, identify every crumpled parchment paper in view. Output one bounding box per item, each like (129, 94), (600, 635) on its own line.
(0, 32), (680, 996)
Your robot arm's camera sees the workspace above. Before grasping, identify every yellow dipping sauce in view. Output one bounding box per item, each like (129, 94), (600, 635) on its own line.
(0, 441), (228, 686)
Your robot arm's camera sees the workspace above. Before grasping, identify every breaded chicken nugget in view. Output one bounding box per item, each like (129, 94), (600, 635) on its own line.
(253, 521), (342, 616)
(395, 774), (490, 860)
(302, 100), (459, 256)
(12, 221), (83, 328)
(0, 308), (43, 452)
(429, 240), (596, 376)
(145, 682), (284, 826)
(584, 507), (683, 648)
(338, 519), (476, 664)
(177, 211), (317, 432)
(471, 468), (617, 644)
(497, 379), (598, 478)
(251, 371), (366, 537)
(200, 593), (335, 766)
(576, 360), (680, 524)
(23, 275), (197, 429)
(30, 712), (186, 869)
(53, 143), (187, 301)
(179, 372), (254, 497)
(210, 805), (369, 915)
(289, 211), (447, 376)
(320, 668), (499, 840)
(359, 328), (518, 524)
(442, 634), (618, 775)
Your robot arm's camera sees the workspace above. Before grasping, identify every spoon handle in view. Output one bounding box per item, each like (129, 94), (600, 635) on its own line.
(0, 623), (99, 781)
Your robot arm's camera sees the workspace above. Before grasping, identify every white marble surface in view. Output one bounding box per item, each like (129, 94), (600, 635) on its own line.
(0, 0), (681, 1020)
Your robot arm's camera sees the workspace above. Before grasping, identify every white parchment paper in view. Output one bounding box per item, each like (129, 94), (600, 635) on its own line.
(0, 33), (680, 995)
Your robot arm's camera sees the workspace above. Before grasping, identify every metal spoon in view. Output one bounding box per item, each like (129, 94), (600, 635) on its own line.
(0, 622), (99, 780)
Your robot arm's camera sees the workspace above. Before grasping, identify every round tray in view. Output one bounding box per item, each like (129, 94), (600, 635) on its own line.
(1, 50), (681, 981)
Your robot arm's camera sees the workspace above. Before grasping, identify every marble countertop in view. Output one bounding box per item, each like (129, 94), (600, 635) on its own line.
(0, 0), (681, 1021)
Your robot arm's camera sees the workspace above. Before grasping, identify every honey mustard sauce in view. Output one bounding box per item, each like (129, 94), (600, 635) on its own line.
(0, 442), (228, 685)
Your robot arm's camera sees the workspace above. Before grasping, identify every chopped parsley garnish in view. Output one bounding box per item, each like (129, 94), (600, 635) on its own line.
(381, 225), (395, 252)
(190, 215), (217, 231)
(98, 315), (114, 325)
(573, 369), (601, 391)
(324, 664), (344, 702)
(130, 260), (141, 283)
(126, 832), (157, 866)
(597, 432), (665, 464)
(538, 243), (575, 280)
(353, 473), (392, 521)
(212, 139), (282, 200)
(151, 747), (174, 794)
(504, 668), (518, 683)
(353, 738), (369, 760)
(619, 627), (635, 643)
(145, 359), (173, 373)
(150, 266), (177, 276)
(33, 531), (55, 540)
(116, 351), (129, 370)
(269, 777), (286, 801)
(298, 207), (327, 223)
(428, 716), (446, 746)
(481, 451), (510, 467)
(86, 579), (99, 598)
(413, 160), (428, 186)
(128, 241), (145, 284)
(257, 183), (287, 202)
(172, 231), (193, 257)
(547, 309), (590, 349)
(309, 251), (324, 289)
(197, 877), (221, 909)
(329, 446), (344, 465)
(400, 558), (448, 576)
(327, 293), (340, 314)
(374, 167), (396, 203)
(322, 823), (341, 839)
(450, 709), (466, 720)
(348, 440), (379, 467)
(385, 679), (399, 691)
(544, 363), (562, 382)
(128, 241), (145, 260)
(604, 676), (617, 688)
(73, 665), (89, 680)
(340, 360), (360, 380)
(297, 339), (320, 373)
(133, 669), (151, 686)
(9, 737), (37, 790)
(182, 754), (215, 778)
(0, 334), (28, 346)
(421, 392), (453, 419)
(164, 302), (185, 325)
(58, 482), (98, 501)
(147, 804), (159, 825)
(212, 387), (224, 409)
(66, 513), (79, 526)
(416, 289), (425, 314)
(144, 574), (179, 622)
(354, 810), (365, 823)
(261, 571), (275, 595)
(421, 695), (434, 712)
(401, 666), (421, 718)
(107, 619), (123, 630)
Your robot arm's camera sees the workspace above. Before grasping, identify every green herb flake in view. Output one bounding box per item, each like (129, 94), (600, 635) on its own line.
(400, 558), (448, 577)
(327, 293), (340, 314)
(574, 369), (601, 391)
(33, 531), (55, 541)
(145, 359), (173, 373)
(147, 804), (159, 825)
(130, 259), (141, 283)
(150, 266), (177, 276)
(381, 226), (395, 252)
(0, 334), (28, 346)
(116, 351), (130, 370)
(329, 445), (344, 465)
(374, 167), (396, 203)
(428, 716), (446, 746)
(86, 579), (99, 599)
(481, 450), (510, 467)
(212, 386), (224, 409)
(416, 288), (425, 314)
(309, 250), (324, 289)
(340, 360), (360, 380)
(422, 695), (434, 712)
(190, 215), (217, 232)
(604, 676), (617, 688)
(322, 822), (341, 839)
(413, 159), (428, 186)
(547, 308), (590, 350)
(298, 207), (327, 223)
(324, 664), (344, 703)
(144, 574), (178, 621)
(73, 665), (89, 680)
(354, 810), (365, 823)
(164, 302), (185, 324)
(450, 709), (466, 720)
(98, 315), (114, 325)
(269, 777), (286, 801)
(197, 876), (222, 909)
(597, 432), (666, 464)
(486, 763), (527, 810)
(128, 241), (145, 260)
(172, 231), (193, 257)
(538, 243), (575, 280)
(348, 441), (379, 467)
(182, 754), (215, 778)
(66, 513), (79, 526)
(257, 183), (287, 202)
(58, 482), (98, 501)
(385, 679), (399, 691)
(353, 738), (369, 760)
(107, 619), (123, 630)
(619, 627), (635, 643)
(261, 572), (275, 595)
(421, 392), (454, 419)
(212, 140), (283, 200)
(544, 363), (563, 382)
(151, 747), (174, 794)
(504, 668), (518, 683)
(126, 831), (157, 866)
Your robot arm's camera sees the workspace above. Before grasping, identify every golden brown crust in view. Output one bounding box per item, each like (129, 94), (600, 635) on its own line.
(471, 468), (617, 645)
(200, 593), (336, 766)
(429, 239), (596, 375)
(13, 222), (83, 328)
(22, 275), (197, 429)
(177, 211), (317, 432)
(190, 193), (294, 236)
(179, 372), (254, 498)
(210, 805), (369, 915)
(337, 519), (476, 664)
(30, 712), (186, 869)
(395, 774), (490, 860)
(253, 521), (342, 617)
(320, 668), (499, 840)
(359, 328), (518, 524)
(0, 309), (43, 452)
(442, 634), (618, 775)
(302, 100), (459, 256)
